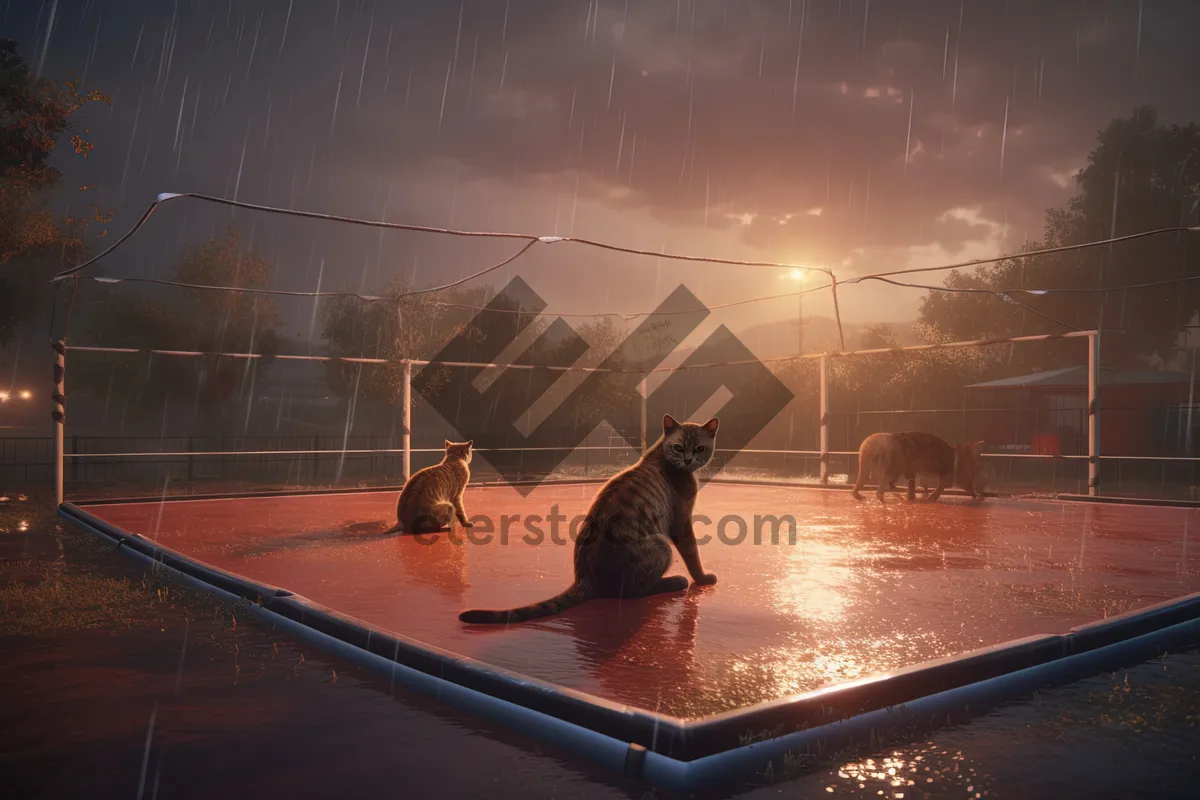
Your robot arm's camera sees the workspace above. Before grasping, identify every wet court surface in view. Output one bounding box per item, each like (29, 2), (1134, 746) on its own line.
(82, 484), (1200, 718)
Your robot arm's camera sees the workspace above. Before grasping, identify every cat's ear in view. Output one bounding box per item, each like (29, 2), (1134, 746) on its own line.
(445, 439), (453, 449)
(465, 440), (473, 449)
(662, 414), (679, 434)
(702, 417), (720, 436)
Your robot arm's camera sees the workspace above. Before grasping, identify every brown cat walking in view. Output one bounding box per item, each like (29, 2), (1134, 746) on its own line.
(387, 440), (475, 534)
(851, 431), (985, 503)
(458, 415), (719, 625)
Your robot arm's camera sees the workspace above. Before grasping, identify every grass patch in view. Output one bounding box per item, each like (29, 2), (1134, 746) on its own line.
(0, 572), (154, 634)
(1043, 659), (1200, 738)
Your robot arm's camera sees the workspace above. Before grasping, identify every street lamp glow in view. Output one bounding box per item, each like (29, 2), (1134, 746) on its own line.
(19, 390), (31, 400)
(788, 266), (823, 283)
(0, 391), (9, 402)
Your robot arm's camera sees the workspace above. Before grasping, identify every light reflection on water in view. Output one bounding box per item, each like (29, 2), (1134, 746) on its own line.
(85, 485), (1200, 716)
(823, 746), (991, 797)
(5, 501), (1200, 799)
(776, 528), (854, 623)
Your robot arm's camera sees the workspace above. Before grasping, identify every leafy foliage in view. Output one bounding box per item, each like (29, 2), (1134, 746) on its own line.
(73, 227), (281, 430)
(825, 321), (994, 408)
(742, 108), (1200, 452)
(320, 284), (649, 454)
(555, 316), (640, 430)
(0, 38), (111, 347)
(319, 278), (501, 404)
(858, 323), (898, 350)
(918, 105), (1200, 370)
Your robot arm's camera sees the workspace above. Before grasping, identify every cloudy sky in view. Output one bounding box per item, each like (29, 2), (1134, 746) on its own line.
(9, 0), (1200, 347)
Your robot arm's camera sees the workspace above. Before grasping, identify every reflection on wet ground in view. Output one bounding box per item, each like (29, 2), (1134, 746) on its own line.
(83, 484), (1200, 717)
(3, 490), (1200, 798)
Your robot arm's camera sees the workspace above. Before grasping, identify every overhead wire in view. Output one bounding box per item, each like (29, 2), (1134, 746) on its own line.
(50, 191), (835, 283)
(862, 272), (1200, 296)
(65, 245), (1200, 331)
(840, 225), (1200, 284)
(67, 272), (835, 320)
(45, 190), (1200, 349)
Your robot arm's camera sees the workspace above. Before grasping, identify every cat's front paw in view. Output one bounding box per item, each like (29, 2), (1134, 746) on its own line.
(695, 573), (717, 586)
(460, 520), (474, 528)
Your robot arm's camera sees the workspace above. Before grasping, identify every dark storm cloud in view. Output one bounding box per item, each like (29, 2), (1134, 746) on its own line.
(334, 0), (1200, 267)
(10, 0), (1200, 286)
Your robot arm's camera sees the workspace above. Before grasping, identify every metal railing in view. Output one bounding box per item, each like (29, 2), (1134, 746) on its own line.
(35, 330), (1153, 502)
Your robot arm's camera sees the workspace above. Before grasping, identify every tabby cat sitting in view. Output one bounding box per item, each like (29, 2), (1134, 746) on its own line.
(387, 440), (475, 534)
(459, 415), (718, 625)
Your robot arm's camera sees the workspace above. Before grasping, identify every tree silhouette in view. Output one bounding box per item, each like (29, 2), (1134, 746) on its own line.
(72, 227), (281, 433)
(0, 38), (110, 347)
(919, 106), (1200, 371)
(319, 278), (502, 405)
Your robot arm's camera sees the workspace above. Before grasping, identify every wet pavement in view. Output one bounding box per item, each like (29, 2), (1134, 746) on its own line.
(2, 492), (1199, 799)
(82, 483), (1200, 717)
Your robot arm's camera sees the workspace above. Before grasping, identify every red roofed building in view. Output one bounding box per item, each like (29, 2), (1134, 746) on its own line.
(964, 367), (1195, 457)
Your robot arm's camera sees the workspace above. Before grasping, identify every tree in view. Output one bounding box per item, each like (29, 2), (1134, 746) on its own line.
(553, 316), (638, 431)
(319, 278), (502, 406)
(0, 38), (110, 347)
(74, 227), (281, 432)
(859, 323), (898, 350)
(919, 106), (1200, 371)
(321, 285), (651, 462)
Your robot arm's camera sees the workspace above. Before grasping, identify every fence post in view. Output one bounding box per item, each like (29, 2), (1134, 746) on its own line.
(819, 355), (830, 485)
(1088, 332), (1100, 496)
(312, 433), (320, 482)
(639, 383), (648, 452)
(52, 340), (65, 507)
(402, 360), (412, 482)
(962, 393), (969, 444)
(1186, 346), (1196, 456)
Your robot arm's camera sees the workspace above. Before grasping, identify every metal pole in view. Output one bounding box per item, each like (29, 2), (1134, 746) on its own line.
(402, 360), (412, 481)
(829, 275), (846, 352)
(819, 355), (829, 485)
(797, 289), (803, 356)
(1186, 346), (1196, 456)
(639, 382), (648, 451)
(52, 340), (66, 507)
(1088, 332), (1100, 497)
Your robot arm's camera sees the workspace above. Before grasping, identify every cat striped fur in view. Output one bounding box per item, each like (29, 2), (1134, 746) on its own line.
(458, 415), (719, 625)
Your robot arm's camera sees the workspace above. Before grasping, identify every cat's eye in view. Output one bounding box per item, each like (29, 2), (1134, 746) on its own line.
(671, 443), (684, 453)
(695, 446), (706, 453)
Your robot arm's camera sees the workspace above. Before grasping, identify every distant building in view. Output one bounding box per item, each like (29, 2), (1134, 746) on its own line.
(965, 367), (1195, 457)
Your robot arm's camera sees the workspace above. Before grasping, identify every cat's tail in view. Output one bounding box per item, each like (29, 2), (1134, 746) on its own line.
(458, 583), (591, 625)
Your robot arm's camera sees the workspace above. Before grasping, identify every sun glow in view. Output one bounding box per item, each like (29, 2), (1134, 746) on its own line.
(786, 266), (821, 282)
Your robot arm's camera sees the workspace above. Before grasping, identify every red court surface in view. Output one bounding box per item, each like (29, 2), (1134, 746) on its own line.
(81, 484), (1200, 718)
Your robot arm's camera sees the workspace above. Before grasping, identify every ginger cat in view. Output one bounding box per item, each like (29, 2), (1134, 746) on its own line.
(458, 415), (718, 625)
(387, 440), (475, 534)
(851, 431), (985, 503)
